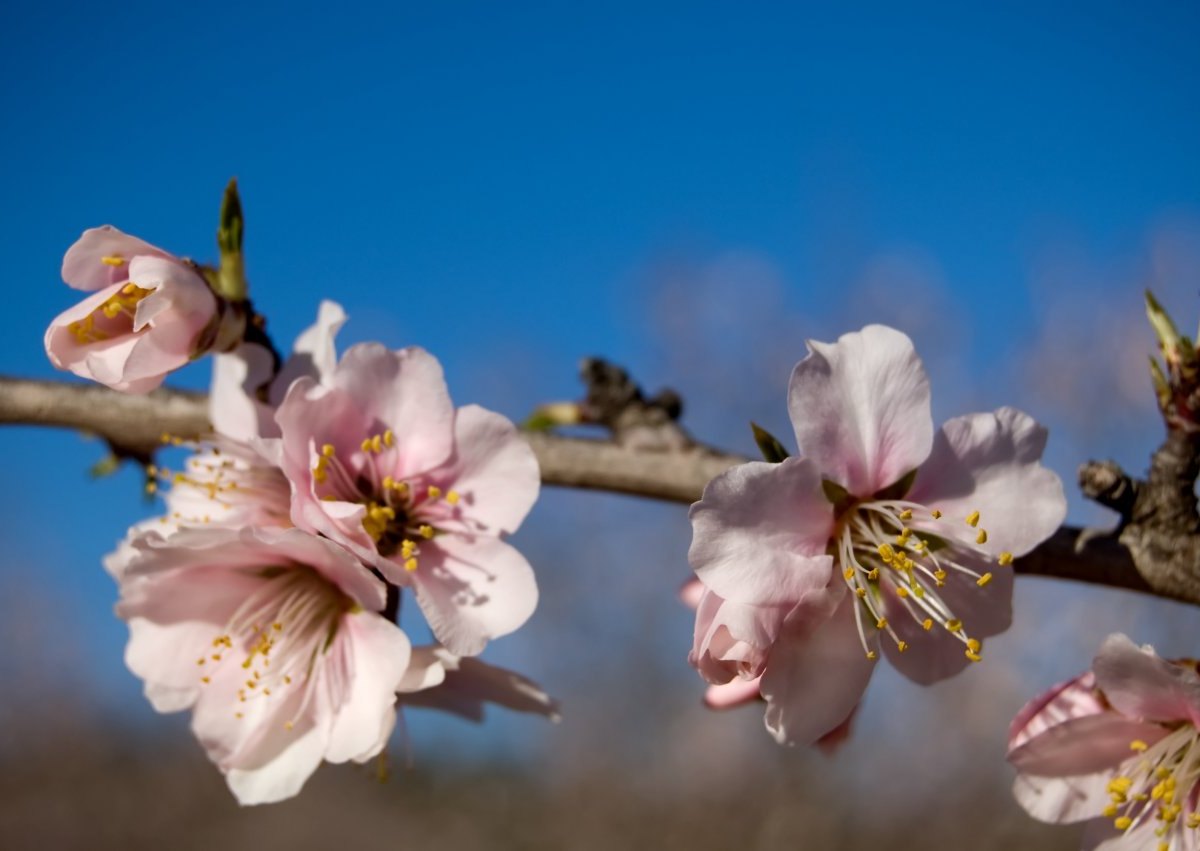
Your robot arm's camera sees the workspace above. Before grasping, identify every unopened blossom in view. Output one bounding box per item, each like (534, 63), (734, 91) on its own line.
(1008, 634), (1200, 851)
(45, 226), (220, 392)
(115, 526), (410, 805)
(689, 324), (1066, 745)
(274, 342), (540, 656)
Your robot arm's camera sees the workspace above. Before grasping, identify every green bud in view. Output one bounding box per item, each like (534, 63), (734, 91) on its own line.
(214, 178), (248, 302)
(750, 422), (790, 463)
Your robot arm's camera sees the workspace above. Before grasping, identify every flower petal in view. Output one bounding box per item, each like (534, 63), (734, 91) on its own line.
(405, 535), (538, 657)
(399, 648), (560, 722)
(691, 588), (786, 683)
(432, 404), (540, 535)
(1092, 633), (1200, 725)
(908, 407), (1066, 557)
(1007, 713), (1169, 777)
(331, 343), (455, 477)
(270, 300), (348, 405)
(211, 343), (278, 441)
(1008, 672), (1104, 753)
(760, 588), (874, 746)
(61, 225), (173, 291)
(704, 677), (762, 710)
(1013, 773), (1122, 827)
(689, 457), (834, 607)
(787, 324), (933, 496)
(325, 612), (411, 764)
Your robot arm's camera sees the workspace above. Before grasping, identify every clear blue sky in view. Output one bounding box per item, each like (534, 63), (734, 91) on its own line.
(2, 1), (1199, 741)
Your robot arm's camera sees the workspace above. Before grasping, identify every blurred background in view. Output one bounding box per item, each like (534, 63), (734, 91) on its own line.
(2, 2), (1200, 848)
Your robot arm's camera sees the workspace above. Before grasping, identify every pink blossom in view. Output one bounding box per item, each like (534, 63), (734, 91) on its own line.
(115, 526), (409, 805)
(45, 226), (220, 392)
(273, 342), (540, 657)
(688, 325), (1066, 746)
(1008, 634), (1200, 850)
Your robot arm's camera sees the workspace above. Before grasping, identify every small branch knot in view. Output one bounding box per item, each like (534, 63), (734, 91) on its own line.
(578, 358), (691, 451)
(1078, 459), (1139, 521)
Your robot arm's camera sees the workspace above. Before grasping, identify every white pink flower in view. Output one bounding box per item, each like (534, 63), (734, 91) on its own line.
(45, 226), (220, 392)
(273, 341), (540, 657)
(397, 645), (561, 722)
(688, 324), (1066, 746)
(1008, 634), (1200, 851)
(114, 526), (411, 805)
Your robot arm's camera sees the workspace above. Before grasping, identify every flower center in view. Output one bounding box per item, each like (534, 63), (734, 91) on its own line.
(1107, 727), (1200, 849)
(310, 432), (459, 571)
(196, 566), (356, 728)
(151, 440), (292, 525)
(835, 499), (1013, 663)
(68, 282), (153, 343)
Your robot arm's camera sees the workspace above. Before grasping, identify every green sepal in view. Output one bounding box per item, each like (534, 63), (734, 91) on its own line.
(750, 422), (790, 463)
(214, 178), (248, 302)
(821, 479), (854, 513)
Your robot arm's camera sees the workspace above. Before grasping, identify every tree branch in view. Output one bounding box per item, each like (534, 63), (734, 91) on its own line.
(0, 374), (1177, 604)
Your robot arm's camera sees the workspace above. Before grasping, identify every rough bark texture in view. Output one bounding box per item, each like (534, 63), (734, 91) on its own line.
(0, 373), (1176, 603)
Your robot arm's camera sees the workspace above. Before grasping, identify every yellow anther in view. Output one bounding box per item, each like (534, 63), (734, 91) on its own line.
(896, 528), (912, 545)
(899, 509), (913, 520)
(911, 583), (925, 598)
(313, 468), (328, 484)
(272, 622), (283, 632)
(1189, 813), (1200, 829)
(446, 490), (460, 505)
(966, 638), (981, 653)
(404, 557), (419, 572)
(284, 721), (294, 730)
(1114, 817), (1132, 831)
(945, 618), (963, 632)
(427, 485), (442, 500)
(121, 282), (139, 295)
(865, 650), (877, 660)
(844, 567), (856, 581)
(321, 443), (335, 457)
(284, 675), (292, 685)
(382, 475), (394, 489)
(201, 676), (210, 684)
(419, 524), (435, 539)
(877, 543), (896, 562)
(976, 529), (988, 545)
(383, 430), (394, 447)
(235, 712), (244, 719)
(371, 435), (382, 453)
(965, 650), (983, 662)
(922, 618), (933, 631)
(976, 572), (993, 587)
(896, 641), (908, 652)
(1130, 739), (1149, 752)
(145, 480), (158, 495)
(855, 587), (867, 598)
(998, 551), (1014, 566)
(966, 510), (981, 527)
(867, 568), (880, 580)
(934, 568), (947, 584)
(1108, 777), (1133, 795)
(196, 658), (205, 666)
(100, 254), (124, 266)
(896, 586), (909, 598)
(875, 617), (887, 629)
(400, 539), (416, 558)
(360, 437), (373, 453)
(931, 509), (942, 519)
(1103, 804), (1119, 818)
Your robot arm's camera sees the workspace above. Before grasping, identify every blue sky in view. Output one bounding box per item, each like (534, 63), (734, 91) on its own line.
(2, 1), (1200, 756)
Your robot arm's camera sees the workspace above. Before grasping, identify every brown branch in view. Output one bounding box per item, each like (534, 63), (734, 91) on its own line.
(0, 374), (1179, 604)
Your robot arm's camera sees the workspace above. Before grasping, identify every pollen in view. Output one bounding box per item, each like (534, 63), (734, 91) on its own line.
(383, 430), (394, 447)
(966, 510), (981, 527)
(976, 572), (993, 587)
(865, 650), (877, 660)
(931, 509), (942, 519)
(921, 618), (933, 631)
(418, 524), (434, 539)
(898, 509), (912, 520)
(100, 255), (124, 266)
(844, 567), (856, 581)
(446, 490), (460, 505)
(896, 586), (909, 598)
(998, 552), (1014, 566)
(945, 618), (963, 632)
(1131, 739), (1149, 752)
(896, 641), (909, 652)
(1114, 817), (1133, 831)
(976, 529), (988, 545)
(875, 617), (887, 629)
(427, 485), (442, 500)
(404, 557), (418, 572)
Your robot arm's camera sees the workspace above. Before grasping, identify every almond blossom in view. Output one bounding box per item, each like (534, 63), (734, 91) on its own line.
(114, 526), (412, 805)
(1008, 634), (1200, 851)
(688, 324), (1066, 746)
(45, 226), (221, 392)
(273, 342), (540, 657)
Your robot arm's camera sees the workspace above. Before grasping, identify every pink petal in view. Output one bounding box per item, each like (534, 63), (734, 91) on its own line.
(210, 343), (278, 441)
(1013, 773), (1121, 826)
(760, 588), (874, 746)
(691, 588), (786, 683)
(399, 647), (561, 722)
(1008, 672), (1104, 753)
(704, 677), (762, 710)
(325, 613), (411, 763)
(679, 577), (705, 610)
(431, 404), (540, 535)
(908, 407), (1066, 558)
(689, 457), (834, 607)
(405, 535), (538, 657)
(61, 225), (173, 291)
(270, 300), (348, 406)
(1007, 713), (1168, 777)
(787, 324), (933, 496)
(1093, 633), (1200, 725)
(331, 343), (455, 477)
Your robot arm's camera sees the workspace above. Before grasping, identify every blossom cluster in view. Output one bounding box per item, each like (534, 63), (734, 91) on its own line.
(47, 227), (555, 804)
